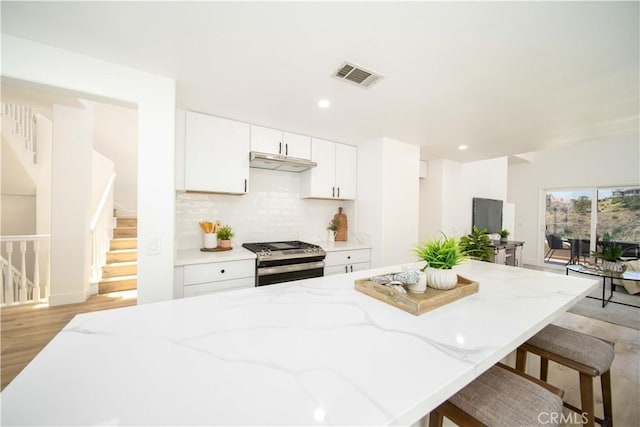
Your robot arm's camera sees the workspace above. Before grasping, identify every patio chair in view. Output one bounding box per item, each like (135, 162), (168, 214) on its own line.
(545, 234), (568, 262)
(569, 238), (590, 264)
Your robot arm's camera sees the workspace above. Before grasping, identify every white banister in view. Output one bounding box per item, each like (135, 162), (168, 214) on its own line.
(4, 241), (15, 304)
(1, 235), (50, 306)
(19, 240), (27, 303)
(90, 173), (116, 231)
(33, 240), (41, 301)
(1, 101), (38, 164)
(90, 173), (116, 284)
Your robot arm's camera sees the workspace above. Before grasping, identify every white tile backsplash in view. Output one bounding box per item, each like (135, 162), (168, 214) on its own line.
(176, 168), (356, 250)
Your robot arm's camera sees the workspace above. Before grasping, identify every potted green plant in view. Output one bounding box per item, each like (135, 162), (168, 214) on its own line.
(591, 245), (625, 272)
(499, 229), (510, 243)
(327, 218), (338, 242)
(459, 226), (493, 262)
(413, 234), (466, 290)
(217, 225), (235, 249)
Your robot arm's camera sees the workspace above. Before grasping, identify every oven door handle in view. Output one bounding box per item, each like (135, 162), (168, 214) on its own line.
(257, 261), (325, 276)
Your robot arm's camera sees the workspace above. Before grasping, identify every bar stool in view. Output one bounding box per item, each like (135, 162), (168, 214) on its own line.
(516, 324), (614, 427)
(429, 363), (564, 427)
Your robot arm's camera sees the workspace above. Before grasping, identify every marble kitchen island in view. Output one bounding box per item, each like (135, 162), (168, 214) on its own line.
(1, 261), (598, 426)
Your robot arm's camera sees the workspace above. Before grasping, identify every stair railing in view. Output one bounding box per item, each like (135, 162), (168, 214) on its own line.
(90, 173), (116, 284)
(1, 102), (38, 164)
(1, 235), (50, 306)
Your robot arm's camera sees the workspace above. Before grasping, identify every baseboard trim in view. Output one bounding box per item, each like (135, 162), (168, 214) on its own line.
(48, 290), (88, 306)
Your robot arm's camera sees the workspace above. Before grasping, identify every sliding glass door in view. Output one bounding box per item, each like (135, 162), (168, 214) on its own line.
(596, 187), (640, 258)
(542, 186), (640, 266)
(544, 190), (592, 265)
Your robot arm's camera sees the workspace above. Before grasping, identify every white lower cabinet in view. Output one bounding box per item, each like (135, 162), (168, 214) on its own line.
(324, 249), (371, 275)
(177, 259), (255, 298)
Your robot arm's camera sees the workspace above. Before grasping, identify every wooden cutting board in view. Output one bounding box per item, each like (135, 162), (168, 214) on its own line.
(354, 274), (479, 315)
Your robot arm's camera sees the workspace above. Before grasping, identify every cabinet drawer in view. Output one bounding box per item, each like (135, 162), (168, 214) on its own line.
(325, 262), (370, 276)
(184, 277), (254, 298)
(184, 259), (255, 285)
(325, 249), (371, 267)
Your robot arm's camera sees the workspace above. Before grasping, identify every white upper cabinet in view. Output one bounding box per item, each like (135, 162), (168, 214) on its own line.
(282, 132), (311, 159)
(301, 138), (357, 200)
(250, 125), (311, 160)
(334, 143), (357, 200)
(185, 111), (250, 194)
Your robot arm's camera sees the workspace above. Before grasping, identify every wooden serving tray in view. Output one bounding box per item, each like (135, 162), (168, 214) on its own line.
(354, 274), (479, 316)
(200, 247), (233, 252)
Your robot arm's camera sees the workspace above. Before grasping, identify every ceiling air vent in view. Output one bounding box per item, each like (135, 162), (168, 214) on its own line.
(332, 61), (384, 89)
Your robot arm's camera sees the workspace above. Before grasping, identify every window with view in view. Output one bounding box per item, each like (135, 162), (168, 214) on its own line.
(543, 186), (640, 264)
(597, 187), (640, 256)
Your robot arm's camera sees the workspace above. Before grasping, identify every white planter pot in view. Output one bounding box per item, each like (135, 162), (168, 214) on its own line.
(602, 260), (624, 273)
(426, 268), (458, 290)
(327, 230), (335, 242)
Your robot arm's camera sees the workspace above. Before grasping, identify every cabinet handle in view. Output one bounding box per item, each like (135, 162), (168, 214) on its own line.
(332, 187), (335, 197)
(350, 265), (353, 272)
(337, 187), (340, 198)
(345, 265), (348, 273)
(279, 142), (282, 154)
(244, 179), (247, 193)
(221, 269), (225, 274)
(285, 144), (288, 156)
(347, 256), (351, 259)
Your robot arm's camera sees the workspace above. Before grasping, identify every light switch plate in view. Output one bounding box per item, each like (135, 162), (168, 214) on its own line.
(147, 236), (161, 255)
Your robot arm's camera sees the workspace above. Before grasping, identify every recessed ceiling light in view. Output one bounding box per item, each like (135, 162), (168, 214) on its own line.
(458, 145), (468, 151)
(318, 99), (330, 108)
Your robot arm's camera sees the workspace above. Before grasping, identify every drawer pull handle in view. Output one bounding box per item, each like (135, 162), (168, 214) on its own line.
(347, 256), (351, 259)
(220, 269), (225, 274)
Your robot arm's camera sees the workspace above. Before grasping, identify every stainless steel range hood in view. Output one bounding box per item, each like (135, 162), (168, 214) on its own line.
(249, 151), (317, 172)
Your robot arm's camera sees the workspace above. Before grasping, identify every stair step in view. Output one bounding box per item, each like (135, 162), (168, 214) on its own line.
(102, 261), (137, 278)
(110, 238), (137, 250)
(106, 249), (137, 263)
(116, 217), (137, 227)
(114, 227), (137, 238)
(99, 275), (137, 293)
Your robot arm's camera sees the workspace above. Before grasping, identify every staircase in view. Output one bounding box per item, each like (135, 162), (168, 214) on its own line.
(98, 217), (137, 293)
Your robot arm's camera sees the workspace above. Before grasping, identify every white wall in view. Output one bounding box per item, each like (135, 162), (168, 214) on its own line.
(419, 157), (509, 241)
(1, 131), (36, 235)
(3, 35), (176, 304)
(1, 195), (36, 235)
(176, 168), (356, 249)
(49, 105), (93, 305)
(357, 138), (420, 267)
(461, 156), (508, 236)
(508, 133), (640, 265)
(92, 101), (137, 216)
(91, 151), (115, 216)
(35, 114), (52, 236)
(355, 138), (384, 264)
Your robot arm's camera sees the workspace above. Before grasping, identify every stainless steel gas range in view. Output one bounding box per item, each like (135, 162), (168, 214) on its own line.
(242, 241), (326, 286)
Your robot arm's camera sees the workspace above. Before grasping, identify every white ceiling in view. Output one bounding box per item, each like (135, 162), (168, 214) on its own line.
(2, 1), (638, 162)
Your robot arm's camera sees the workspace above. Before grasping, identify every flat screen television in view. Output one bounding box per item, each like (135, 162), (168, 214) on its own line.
(472, 197), (503, 234)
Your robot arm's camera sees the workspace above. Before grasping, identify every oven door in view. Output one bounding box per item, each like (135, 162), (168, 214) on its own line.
(256, 261), (325, 286)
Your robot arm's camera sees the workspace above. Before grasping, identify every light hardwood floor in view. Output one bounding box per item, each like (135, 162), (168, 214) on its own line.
(2, 291), (638, 426)
(1, 290), (136, 390)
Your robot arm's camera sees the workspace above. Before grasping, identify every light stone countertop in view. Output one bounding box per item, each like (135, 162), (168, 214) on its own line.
(175, 247), (257, 266)
(1, 261), (598, 426)
(316, 241), (372, 252)
(175, 242), (370, 266)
